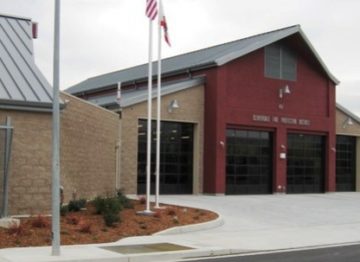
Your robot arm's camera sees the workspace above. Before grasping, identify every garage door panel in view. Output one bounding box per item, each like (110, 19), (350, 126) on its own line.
(226, 129), (273, 195)
(336, 135), (356, 192)
(287, 134), (325, 194)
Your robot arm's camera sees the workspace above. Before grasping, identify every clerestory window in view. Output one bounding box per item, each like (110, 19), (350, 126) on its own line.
(264, 43), (297, 81)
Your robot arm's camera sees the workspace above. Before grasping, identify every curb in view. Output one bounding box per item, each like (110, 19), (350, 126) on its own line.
(153, 215), (224, 236)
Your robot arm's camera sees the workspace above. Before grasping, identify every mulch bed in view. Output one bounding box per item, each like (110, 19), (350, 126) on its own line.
(0, 200), (218, 248)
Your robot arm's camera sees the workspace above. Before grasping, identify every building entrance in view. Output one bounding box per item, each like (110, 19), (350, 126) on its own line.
(137, 120), (194, 194)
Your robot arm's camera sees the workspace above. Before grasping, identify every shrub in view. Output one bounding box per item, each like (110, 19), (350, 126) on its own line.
(103, 210), (120, 227)
(105, 197), (122, 213)
(93, 196), (122, 215)
(93, 196), (106, 214)
(60, 205), (69, 216)
(116, 189), (133, 209)
(92, 195), (123, 227)
(79, 198), (87, 208)
(31, 215), (49, 228)
(68, 199), (87, 212)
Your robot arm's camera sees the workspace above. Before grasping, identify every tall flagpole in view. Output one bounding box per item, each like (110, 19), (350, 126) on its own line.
(52, 0), (61, 256)
(154, 0), (162, 209)
(145, 15), (154, 214)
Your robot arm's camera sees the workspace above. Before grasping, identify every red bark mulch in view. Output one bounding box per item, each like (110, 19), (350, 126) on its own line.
(0, 200), (218, 248)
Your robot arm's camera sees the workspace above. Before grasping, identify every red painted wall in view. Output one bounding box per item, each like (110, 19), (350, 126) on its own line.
(201, 41), (336, 194)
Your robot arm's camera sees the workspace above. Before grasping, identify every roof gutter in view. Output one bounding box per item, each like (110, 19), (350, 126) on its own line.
(0, 99), (66, 113)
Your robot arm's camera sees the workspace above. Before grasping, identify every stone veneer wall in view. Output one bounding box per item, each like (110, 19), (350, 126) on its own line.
(120, 85), (204, 194)
(0, 92), (119, 215)
(0, 110), (52, 215)
(60, 93), (119, 203)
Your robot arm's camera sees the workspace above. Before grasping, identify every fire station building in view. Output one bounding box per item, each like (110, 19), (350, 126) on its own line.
(67, 25), (360, 195)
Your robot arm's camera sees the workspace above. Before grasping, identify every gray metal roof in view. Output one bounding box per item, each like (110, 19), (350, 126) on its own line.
(67, 25), (339, 95)
(0, 14), (54, 111)
(88, 77), (204, 108)
(336, 103), (360, 125)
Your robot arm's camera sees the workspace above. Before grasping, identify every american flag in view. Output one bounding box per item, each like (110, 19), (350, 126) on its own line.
(146, 0), (158, 20)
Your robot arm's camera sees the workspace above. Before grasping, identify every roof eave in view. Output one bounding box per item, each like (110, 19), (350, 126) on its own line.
(91, 77), (205, 108)
(0, 99), (66, 113)
(336, 103), (360, 124)
(0, 13), (31, 21)
(69, 63), (215, 96)
(297, 28), (340, 85)
(215, 26), (300, 66)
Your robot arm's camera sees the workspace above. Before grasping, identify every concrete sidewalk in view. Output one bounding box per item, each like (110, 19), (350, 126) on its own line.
(1, 193), (360, 261)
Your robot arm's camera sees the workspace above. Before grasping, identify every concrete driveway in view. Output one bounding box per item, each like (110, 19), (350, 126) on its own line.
(119, 193), (360, 252)
(2, 193), (360, 262)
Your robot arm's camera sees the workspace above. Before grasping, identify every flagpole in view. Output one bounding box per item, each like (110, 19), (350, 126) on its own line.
(154, 0), (162, 209)
(116, 82), (121, 190)
(51, 0), (61, 256)
(144, 18), (153, 214)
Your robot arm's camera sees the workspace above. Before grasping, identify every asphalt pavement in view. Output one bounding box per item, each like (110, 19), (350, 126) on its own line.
(179, 243), (360, 262)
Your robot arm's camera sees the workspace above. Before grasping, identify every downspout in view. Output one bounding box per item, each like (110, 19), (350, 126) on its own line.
(115, 111), (122, 190)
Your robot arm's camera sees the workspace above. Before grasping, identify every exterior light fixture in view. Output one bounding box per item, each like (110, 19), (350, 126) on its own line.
(116, 82), (122, 107)
(279, 85), (291, 99)
(168, 99), (179, 113)
(342, 117), (354, 128)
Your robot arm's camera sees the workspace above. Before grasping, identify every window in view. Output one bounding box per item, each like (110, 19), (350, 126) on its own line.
(137, 119), (194, 194)
(265, 43), (297, 81)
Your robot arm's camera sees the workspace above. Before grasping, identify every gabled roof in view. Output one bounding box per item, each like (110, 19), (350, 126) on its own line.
(336, 103), (360, 125)
(87, 77), (204, 109)
(0, 13), (54, 112)
(67, 25), (339, 96)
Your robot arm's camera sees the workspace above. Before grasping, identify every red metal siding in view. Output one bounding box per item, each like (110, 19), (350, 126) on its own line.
(202, 45), (336, 194)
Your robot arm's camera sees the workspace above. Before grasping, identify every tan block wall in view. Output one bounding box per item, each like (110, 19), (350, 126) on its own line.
(60, 93), (119, 203)
(1, 93), (119, 215)
(357, 139), (360, 191)
(335, 108), (360, 191)
(336, 109), (360, 135)
(0, 110), (52, 215)
(120, 85), (204, 194)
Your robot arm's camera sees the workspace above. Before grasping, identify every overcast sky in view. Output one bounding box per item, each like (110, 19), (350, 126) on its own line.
(2, 0), (360, 115)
